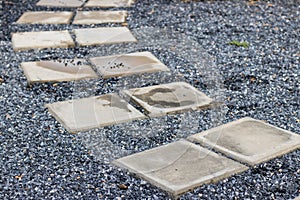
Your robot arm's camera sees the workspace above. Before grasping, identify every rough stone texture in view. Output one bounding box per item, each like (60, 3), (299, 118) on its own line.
(188, 117), (300, 166)
(85, 0), (133, 7)
(21, 59), (98, 84)
(36, 0), (84, 7)
(89, 51), (170, 78)
(122, 82), (213, 117)
(11, 30), (75, 51)
(45, 93), (146, 133)
(16, 11), (73, 24)
(73, 11), (127, 24)
(73, 27), (137, 46)
(113, 140), (248, 196)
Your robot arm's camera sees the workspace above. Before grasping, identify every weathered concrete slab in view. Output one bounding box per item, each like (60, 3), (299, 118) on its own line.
(36, 0), (84, 7)
(73, 27), (137, 46)
(89, 51), (169, 78)
(12, 30), (75, 51)
(122, 82), (213, 117)
(113, 140), (248, 196)
(21, 59), (98, 84)
(46, 93), (146, 133)
(16, 11), (73, 24)
(85, 0), (133, 7)
(73, 11), (127, 24)
(188, 117), (300, 166)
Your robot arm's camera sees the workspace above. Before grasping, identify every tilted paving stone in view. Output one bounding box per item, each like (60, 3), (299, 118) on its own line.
(121, 82), (213, 117)
(45, 93), (146, 133)
(73, 11), (127, 24)
(36, 0), (85, 7)
(89, 51), (170, 78)
(113, 140), (248, 196)
(188, 117), (300, 166)
(12, 30), (75, 51)
(16, 11), (73, 24)
(85, 0), (133, 7)
(73, 27), (137, 46)
(21, 59), (98, 84)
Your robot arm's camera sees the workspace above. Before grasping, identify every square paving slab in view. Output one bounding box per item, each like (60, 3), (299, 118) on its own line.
(188, 117), (300, 166)
(12, 30), (75, 51)
(73, 11), (127, 24)
(21, 59), (98, 84)
(113, 140), (248, 196)
(89, 51), (170, 78)
(36, 0), (84, 7)
(16, 11), (73, 24)
(74, 27), (137, 46)
(85, 0), (133, 7)
(45, 93), (145, 133)
(122, 82), (213, 117)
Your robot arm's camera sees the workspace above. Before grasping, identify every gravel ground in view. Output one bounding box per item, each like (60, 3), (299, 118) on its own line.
(0, 0), (299, 199)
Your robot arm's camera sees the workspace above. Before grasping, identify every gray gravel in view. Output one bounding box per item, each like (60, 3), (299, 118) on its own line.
(1, 0), (299, 199)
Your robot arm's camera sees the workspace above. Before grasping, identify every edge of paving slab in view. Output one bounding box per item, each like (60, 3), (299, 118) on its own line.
(11, 30), (76, 51)
(121, 82), (218, 118)
(72, 11), (128, 25)
(73, 27), (138, 47)
(45, 102), (77, 133)
(84, 0), (134, 7)
(19, 61), (99, 84)
(188, 117), (300, 166)
(16, 11), (74, 24)
(45, 95), (147, 133)
(88, 51), (171, 79)
(113, 140), (248, 197)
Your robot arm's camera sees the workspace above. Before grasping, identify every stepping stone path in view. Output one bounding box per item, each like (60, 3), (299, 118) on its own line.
(85, 0), (133, 7)
(122, 82), (213, 117)
(188, 117), (300, 166)
(21, 59), (98, 84)
(12, 27), (136, 51)
(89, 51), (170, 78)
(16, 11), (74, 24)
(45, 93), (146, 133)
(113, 140), (248, 196)
(45, 82), (210, 131)
(73, 11), (127, 24)
(36, 0), (85, 7)
(74, 27), (137, 46)
(20, 52), (169, 83)
(114, 117), (300, 196)
(12, 0), (300, 198)
(12, 30), (75, 51)
(16, 11), (127, 25)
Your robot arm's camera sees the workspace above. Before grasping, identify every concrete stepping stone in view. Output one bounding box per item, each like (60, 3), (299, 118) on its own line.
(85, 0), (133, 7)
(73, 11), (127, 24)
(89, 51), (170, 78)
(12, 30), (75, 51)
(121, 82), (213, 117)
(21, 59), (98, 84)
(46, 93), (146, 133)
(73, 27), (137, 46)
(113, 140), (248, 196)
(16, 11), (73, 24)
(188, 117), (300, 166)
(36, 0), (84, 7)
